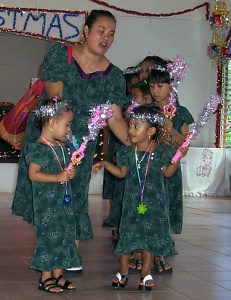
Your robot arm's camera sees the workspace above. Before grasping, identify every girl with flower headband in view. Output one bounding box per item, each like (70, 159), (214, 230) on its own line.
(27, 98), (81, 294)
(92, 105), (188, 291)
(148, 59), (194, 273)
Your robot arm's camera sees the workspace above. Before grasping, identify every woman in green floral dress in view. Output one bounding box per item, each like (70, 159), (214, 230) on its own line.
(11, 10), (129, 271)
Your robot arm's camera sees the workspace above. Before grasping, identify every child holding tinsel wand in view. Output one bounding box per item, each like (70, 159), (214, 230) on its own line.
(92, 105), (188, 291)
(27, 98), (81, 294)
(146, 58), (194, 274)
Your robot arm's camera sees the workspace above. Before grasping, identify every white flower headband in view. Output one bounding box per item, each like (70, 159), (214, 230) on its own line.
(33, 97), (67, 118)
(123, 56), (188, 93)
(129, 112), (165, 125)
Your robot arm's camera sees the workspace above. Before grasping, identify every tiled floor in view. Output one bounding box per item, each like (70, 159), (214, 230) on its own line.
(0, 193), (231, 300)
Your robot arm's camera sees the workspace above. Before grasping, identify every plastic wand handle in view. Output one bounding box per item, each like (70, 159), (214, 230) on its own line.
(171, 132), (194, 163)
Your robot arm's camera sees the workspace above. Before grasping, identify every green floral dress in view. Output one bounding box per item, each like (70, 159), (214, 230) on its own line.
(102, 131), (117, 200)
(165, 105), (194, 234)
(103, 136), (125, 227)
(26, 142), (81, 271)
(113, 144), (176, 257)
(11, 44), (128, 241)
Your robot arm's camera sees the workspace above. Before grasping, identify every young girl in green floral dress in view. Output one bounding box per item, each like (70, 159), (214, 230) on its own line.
(148, 63), (194, 272)
(27, 98), (81, 294)
(92, 105), (188, 291)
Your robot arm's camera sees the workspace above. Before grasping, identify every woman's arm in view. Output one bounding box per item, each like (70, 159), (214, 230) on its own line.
(44, 81), (63, 99)
(107, 104), (130, 146)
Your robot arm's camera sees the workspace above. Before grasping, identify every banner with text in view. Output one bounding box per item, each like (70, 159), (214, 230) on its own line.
(0, 6), (88, 43)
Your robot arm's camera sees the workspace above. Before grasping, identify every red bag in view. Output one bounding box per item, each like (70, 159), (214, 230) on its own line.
(0, 46), (73, 150)
(0, 79), (44, 149)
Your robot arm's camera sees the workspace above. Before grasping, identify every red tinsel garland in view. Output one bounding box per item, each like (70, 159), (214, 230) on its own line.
(90, 1), (209, 20)
(215, 65), (222, 148)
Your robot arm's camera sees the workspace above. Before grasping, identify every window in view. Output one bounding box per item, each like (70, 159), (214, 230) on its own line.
(220, 59), (231, 148)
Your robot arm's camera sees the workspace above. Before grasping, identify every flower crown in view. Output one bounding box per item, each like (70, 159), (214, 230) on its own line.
(128, 111), (164, 125)
(150, 56), (188, 87)
(123, 56), (188, 90)
(33, 97), (66, 118)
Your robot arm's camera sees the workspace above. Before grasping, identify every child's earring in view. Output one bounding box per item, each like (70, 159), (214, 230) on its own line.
(50, 127), (53, 132)
(149, 135), (151, 141)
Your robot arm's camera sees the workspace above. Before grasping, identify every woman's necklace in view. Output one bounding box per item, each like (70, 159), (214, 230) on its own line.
(135, 142), (153, 169)
(135, 141), (153, 215)
(81, 53), (102, 74)
(40, 135), (72, 206)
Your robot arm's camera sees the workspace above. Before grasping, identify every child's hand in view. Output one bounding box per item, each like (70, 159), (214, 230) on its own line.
(165, 120), (173, 133)
(57, 170), (70, 182)
(67, 166), (76, 180)
(179, 146), (189, 158)
(92, 162), (103, 174)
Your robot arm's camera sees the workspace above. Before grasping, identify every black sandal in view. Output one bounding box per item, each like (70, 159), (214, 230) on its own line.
(129, 258), (142, 273)
(38, 277), (64, 294)
(52, 275), (76, 291)
(112, 272), (129, 288)
(153, 258), (173, 274)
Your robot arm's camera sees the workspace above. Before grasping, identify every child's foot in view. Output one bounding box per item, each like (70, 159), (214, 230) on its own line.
(38, 277), (64, 294)
(52, 275), (76, 290)
(153, 256), (172, 274)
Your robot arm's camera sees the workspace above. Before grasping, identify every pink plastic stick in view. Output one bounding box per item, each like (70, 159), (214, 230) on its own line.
(171, 132), (195, 163)
(67, 143), (87, 170)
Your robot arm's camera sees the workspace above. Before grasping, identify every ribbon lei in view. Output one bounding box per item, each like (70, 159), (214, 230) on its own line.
(68, 103), (113, 169)
(171, 94), (221, 163)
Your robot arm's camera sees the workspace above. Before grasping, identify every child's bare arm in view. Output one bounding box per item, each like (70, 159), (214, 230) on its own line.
(92, 161), (127, 178)
(162, 146), (188, 178)
(29, 162), (70, 183)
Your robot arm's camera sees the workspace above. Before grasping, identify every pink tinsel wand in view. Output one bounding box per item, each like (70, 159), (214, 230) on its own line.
(171, 94), (221, 163)
(67, 103), (113, 170)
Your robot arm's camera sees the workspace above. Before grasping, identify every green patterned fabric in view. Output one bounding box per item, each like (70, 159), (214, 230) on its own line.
(12, 44), (128, 241)
(26, 142), (81, 271)
(166, 105), (194, 234)
(113, 144), (176, 257)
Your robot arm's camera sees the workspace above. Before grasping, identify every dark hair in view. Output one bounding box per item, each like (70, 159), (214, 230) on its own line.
(140, 55), (165, 66)
(148, 61), (180, 105)
(124, 70), (139, 86)
(131, 105), (178, 147)
(148, 61), (172, 84)
(131, 105), (161, 140)
(124, 70), (139, 96)
(33, 98), (73, 131)
(85, 10), (116, 29)
(139, 84), (151, 97)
